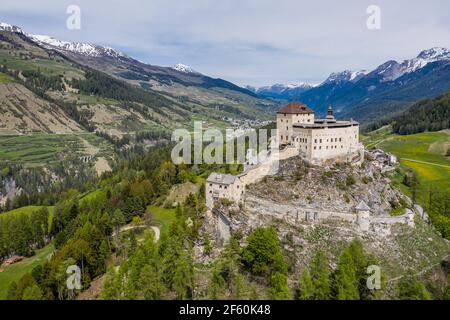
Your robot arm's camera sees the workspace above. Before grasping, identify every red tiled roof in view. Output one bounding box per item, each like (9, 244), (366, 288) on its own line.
(277, 101), (314, 114)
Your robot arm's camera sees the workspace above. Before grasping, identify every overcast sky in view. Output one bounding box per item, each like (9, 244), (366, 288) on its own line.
(1, 0), (449, 86)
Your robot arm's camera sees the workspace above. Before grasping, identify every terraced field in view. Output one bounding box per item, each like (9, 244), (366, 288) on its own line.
(0, 133), (113, 167)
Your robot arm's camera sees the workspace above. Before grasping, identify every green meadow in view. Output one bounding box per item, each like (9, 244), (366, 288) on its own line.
(0, 72), (14, 84)
(378, 131), (450, 192)
(363, 128), (450, 200)
(0, 244), (55, 300)
(147, 205), (177, 233)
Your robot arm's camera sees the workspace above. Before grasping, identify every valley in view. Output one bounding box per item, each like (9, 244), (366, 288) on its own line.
(0, 20), (449, 302)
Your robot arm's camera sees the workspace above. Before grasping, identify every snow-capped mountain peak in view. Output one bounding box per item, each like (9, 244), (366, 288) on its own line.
(324, 70), (368, 84)
(373, 47), (450, 81)
(0, 22), (24, 34)
(255, 83), (313, 93)
(28, 34), (127, 59)
(417, 47), (450, 61)
(171, 63), (200, 74)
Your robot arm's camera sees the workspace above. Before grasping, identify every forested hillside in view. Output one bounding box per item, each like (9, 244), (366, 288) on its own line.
(364, 90), (450, 135)
(392, 90), (450, 135)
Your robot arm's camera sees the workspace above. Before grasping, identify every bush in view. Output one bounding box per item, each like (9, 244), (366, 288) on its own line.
(346, 175), (356, 187)
(241, 227), (287, 276)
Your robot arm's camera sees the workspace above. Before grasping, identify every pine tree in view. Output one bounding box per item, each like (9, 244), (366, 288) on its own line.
(397, 276), (431, 300)
(268, 272), (292, 300)
(335, 250), (360, 300)
(310, 251), (331, 300)
(140, 265), (166, 300)
(299, 268), (314, 300)
(22, 284), (44, 300)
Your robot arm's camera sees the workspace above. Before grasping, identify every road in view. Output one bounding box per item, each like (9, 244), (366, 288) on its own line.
(401, 158), (450, 169)
(113, 224), (160, 242)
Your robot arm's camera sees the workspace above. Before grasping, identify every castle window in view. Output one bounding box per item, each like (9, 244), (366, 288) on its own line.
(281, 135), (283, 140)
(319, 146), (321, 149)
(320, 139), (322, 143)
(209, 184), (212, 187)
(286, 127), (289, 131)
(219, 185), (222, 189)
(339, 138), (342, 142)
(237, 185), (239, 188)
(209, 190), (212, 193)
(224, 186), (227, 189)
(314, 146), (316, 150)
(314, 139), (317, 143)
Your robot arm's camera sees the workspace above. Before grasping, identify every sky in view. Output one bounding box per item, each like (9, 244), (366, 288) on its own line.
(1, 0), (449, 87)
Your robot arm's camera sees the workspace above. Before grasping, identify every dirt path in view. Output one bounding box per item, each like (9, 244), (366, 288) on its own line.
(401, 158), (450, 169)
(114, 224), (160, 242)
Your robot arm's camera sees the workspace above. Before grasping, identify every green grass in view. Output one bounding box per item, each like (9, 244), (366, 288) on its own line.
(0, 72), (14, 84)
(364, 128), (450, 220)
(0, 244), (55, 300)
(147, 205), (177, 232)
(0, 53), (83, 79)
(361, 125), (394, 149)
(378, 131), (450, 193)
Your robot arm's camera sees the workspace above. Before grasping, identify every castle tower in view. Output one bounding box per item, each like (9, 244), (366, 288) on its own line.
(326, 105), (336, 122)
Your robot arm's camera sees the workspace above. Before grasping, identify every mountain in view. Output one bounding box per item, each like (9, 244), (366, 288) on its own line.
(29, 34), (128, 60)
(2, 22), (277, 120)
(297, 48), (450, 122)
(0, 22), (24, 34)
(248, 83), (314, 100)
(0, 22), (278, 137)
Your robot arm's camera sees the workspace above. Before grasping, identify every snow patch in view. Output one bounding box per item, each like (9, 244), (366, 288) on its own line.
(171, 63), (200, 74)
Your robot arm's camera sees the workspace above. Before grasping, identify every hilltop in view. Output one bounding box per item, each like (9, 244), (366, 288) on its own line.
(201, 155), (450, 298)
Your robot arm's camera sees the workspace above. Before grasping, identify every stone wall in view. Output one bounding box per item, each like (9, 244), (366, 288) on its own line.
(245, 196), (416, 233)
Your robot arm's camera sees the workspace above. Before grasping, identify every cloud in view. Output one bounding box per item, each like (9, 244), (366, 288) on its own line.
(1, 0), (449, 86)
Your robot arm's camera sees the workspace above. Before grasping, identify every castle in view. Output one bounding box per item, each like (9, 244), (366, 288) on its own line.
(206, 101), (363, 209)
(277, 102), (361, 164)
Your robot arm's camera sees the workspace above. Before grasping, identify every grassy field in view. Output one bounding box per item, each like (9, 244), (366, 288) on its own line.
(0, 72), (14, 84)
(0, 53), (84, 80)
(363, 127), (450, 196)
(0, 244), (54, 300)
(147, 205), (177, 232)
